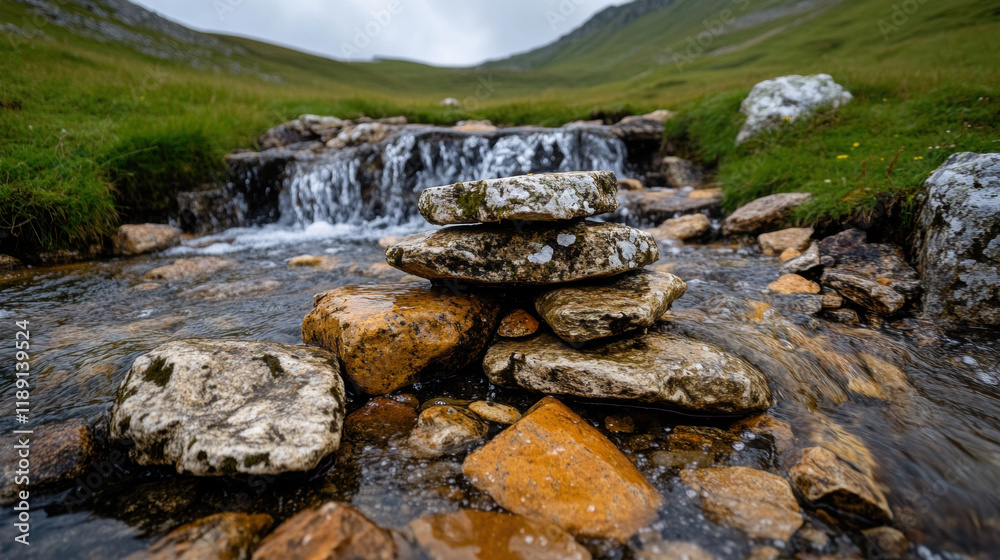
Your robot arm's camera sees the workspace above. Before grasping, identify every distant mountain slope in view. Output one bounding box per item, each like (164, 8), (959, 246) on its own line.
(484, 0), (678, 70)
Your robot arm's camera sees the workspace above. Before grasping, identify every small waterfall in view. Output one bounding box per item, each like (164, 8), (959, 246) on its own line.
(273, 126), (627, 228)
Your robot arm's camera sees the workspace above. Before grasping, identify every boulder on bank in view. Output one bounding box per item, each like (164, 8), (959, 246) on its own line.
(534, 270), (687, 344)
(617, 189), (722, 226)
(818, 229), (920, 300)
(302, 284), (501, 395)
(483, 331), (773, 415)
(385, 221), (659, 285)
(736, 74), (852, 144)
(721, 193), (812, 236)
(0, 254), (23, 270)
(463, 397), (663, 541)
(758, 227), (813, 256)
(110, 339), (346, 476)
(660, 156), (706, 189)
(821, 269), (905, 315)
(112, 224), (181, 256)
(610, 110), (673, 142)
(914, 152), (1000, 326)
(418, 171), (619, 225)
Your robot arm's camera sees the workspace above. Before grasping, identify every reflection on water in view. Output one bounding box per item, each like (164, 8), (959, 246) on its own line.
(1, 225), (998, 559)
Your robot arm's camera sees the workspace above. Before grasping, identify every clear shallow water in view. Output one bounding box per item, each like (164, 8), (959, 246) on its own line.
(1, 224), (998, 560)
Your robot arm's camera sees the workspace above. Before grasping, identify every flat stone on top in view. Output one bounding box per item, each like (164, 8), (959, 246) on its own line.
(385, 221), (659, 285)
(418, 171), (619, 225)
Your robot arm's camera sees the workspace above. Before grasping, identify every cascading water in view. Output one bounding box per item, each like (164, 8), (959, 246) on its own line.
(275, 126), (627, 229)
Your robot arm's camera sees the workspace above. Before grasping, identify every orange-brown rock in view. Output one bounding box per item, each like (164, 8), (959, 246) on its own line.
(462, 397), (663, 541)
(679, 467), (803, 540)
(409, 509), (591, 560)
(758, 227), (814, 256)
(789, 446), (893, 524)
(125, 512), (273, 560)
(344, 397), (419, 446)
(768, 274), (821, 294)
(779, 247), (802, 262)
(302, 284), (501, 395)
(497, 309), (540, 338)
(252, 502), (408, 560)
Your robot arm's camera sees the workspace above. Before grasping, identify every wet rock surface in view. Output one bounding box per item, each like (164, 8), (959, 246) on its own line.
(769, 273), (821, 295)
(821, 269), (905, 315)
(113, 224), (182, 256)
(758, 227), (813, 256)
(302, 284), (501, 395)
(617, 189), (722, 226)
(418, 171), (618, 225)
(722, 193), (812, 236)
(385, 221), (659, 285)
(252, 501), (408, 560)
(818, 229), (920, 300)
(408, 405), (488, 458)
(914, 152), (1000, 326)
(144, 257), (238, 281)
(124, 512), (273, 560)
(646, 213), (712, 241)
(497, 309), (540, 338)
(463, 397), (663, 541)
(409, 509), (591, 560)
(0, 418), (98, 502)
(790, 446), (893, 524)
(484, 331), (773, 415)
(534, 270), (687, 344)
(343, 397), (419, 446)
(679, 467), (803, 540)
(468, 401), (521, 424)
(110, 339), (346, 476)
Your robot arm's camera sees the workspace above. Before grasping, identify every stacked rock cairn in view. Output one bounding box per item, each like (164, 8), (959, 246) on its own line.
(384, 170), (773, 415)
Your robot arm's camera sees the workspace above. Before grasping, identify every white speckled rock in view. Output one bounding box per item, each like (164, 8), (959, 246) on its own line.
(535, 270), (687, 344)
(483, 331), (772, 414)
(418, 171), (619, 225)
(737, 74), (852, 144)
(385, 221), (659, 285)
(914, 152), (1000, 326)
(110, 339), (345, 476)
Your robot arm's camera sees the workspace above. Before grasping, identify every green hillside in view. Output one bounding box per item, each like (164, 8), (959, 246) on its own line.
(1, 0), (998, 255)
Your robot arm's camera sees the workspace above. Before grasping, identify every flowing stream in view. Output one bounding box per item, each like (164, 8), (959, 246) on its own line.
(1, 131), (998, 559)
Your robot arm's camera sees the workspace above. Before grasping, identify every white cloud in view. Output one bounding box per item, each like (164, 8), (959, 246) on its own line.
(131, 0), (622, 66)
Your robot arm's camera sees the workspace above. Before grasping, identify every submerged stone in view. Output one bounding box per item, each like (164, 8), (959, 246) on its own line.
(463, 397), (663, 541)
(110, 339), (346, 476)
(409, 510), (591, 560)
(483, 331), (772, 415)
(535, 270), (687, 344)
(113, 224), (181, 257)
(302, 284), (501, 395)
(418, 171), (619, 225)
(822, 269), (905, 315)
(124, 512), (273, 560)
(386, 221), (659, 285)
(408, 405), (488, 458)
(789, 446), (893, 524)
(680, 467), (803, 540)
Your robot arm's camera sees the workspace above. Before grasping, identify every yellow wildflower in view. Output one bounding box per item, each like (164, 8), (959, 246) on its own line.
(837, 155), (849, 159)
(914, 156), (924, 160)
(852, 142), (860, 147)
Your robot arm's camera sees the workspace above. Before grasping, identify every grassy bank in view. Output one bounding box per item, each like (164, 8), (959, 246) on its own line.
(1, 0), (998, 255)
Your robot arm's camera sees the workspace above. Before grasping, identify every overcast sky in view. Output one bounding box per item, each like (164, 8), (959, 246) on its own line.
(131, 0), (623, 66)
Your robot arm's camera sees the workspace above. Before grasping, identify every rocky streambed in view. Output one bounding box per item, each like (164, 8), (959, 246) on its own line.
(2, 161), (1000, 560)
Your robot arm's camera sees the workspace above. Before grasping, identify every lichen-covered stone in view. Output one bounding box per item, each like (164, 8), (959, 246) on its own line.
(535, 270), (687, 344)
(385, 221), (658, 285)
(680, 467), (803, 540)
(409, 510), (591, 560)
(463, 397), (663, 541)
(408, 405), (488, 458)
(302, 284), (501, 394)
(483, 332), (772, 415)
(418, 171), (618, 225)
(113, 224), (182, 256)
(736, 74), (852, 144)
(110, 339), (345, 476)
(722, 193), (812, 236)
(914, 152), (1000, 326)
